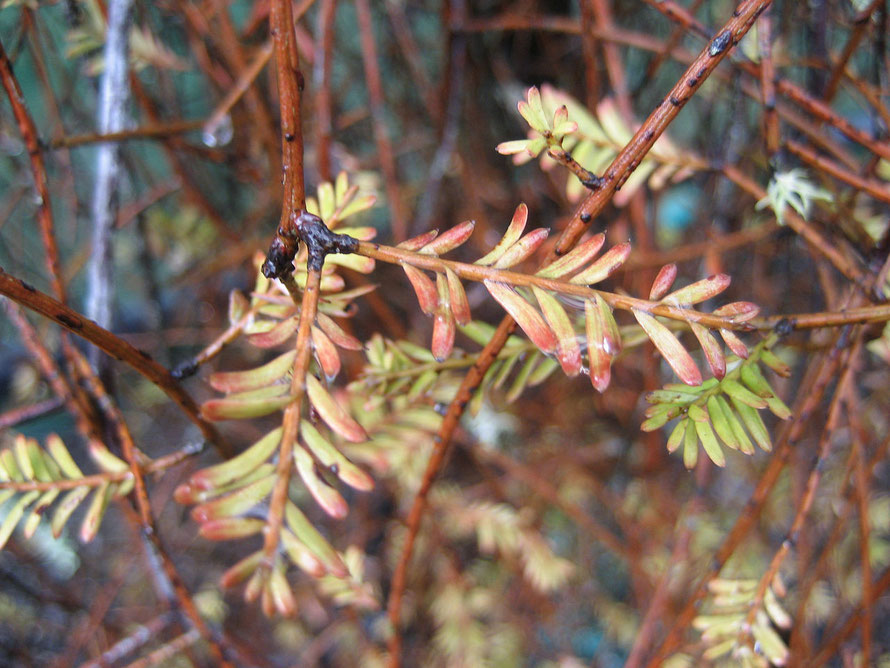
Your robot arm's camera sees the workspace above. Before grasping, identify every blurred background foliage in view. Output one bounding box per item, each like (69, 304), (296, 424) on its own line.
(1, 0), (890, 666)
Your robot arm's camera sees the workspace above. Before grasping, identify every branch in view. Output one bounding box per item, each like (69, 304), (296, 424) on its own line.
(0, 268), (230, 457)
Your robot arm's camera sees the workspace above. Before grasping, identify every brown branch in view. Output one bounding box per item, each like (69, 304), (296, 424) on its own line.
(260, 267), (320, 564)
(354, 0), (407, 241)
(48, 119), (205, 149)
(0, 268), (229, 457)
(0, 397), (64, 430)
(0, 37), (65, 302)
(786, 138), (890, 205)
(739, 334), (862, 643)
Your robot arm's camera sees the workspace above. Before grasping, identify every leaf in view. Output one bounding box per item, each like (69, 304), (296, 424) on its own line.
(420, 220), (475, 255)
(492, 228), (550, 268)
(80, 482), (112, 543)
(0, 491), (38, 549)
(532, 286), (581, 375)
(220, 551), (263, 589)
(186, 428), (282, 492)
(200, 517), (266, 541)
(476, 203), (528, 266)
(760, 348), (791, 376)
(666, 419), (687, 453)
(518, 86), (549, 133)
(720, 328), (749, 359)
(201, 391), (292, 421)
(569, 242), (631, 285)
(191, 475), (276, 523)
(312, 326), (342, 381)
(722, 379), (768, 409)
(695, 420), (725, 467)
(663, 274), (731, 306)
(740, 364), (775, 398)
(228, 290), (249, 325)
(536, 233), (605, 279)
(690, 322), (726, 379)
(431, 274), (456, 362)
(649, 264), (678, 300)
(316, 313), (363, 350)
(209, 351), (296, 393)
(398, 229), (439, 251)
(285, 502), (348, 576)
(718, 396), (756, 455)
(294, 447), (348, 518)
(281, 529), (326, 577)
(24, 489), (59, 539)
(52, 487), (90, 538)
(683, 420), (699, 469)
(731, 398), (772, 452)
(46, 434), (83, 479)
(306, 375), (368, 443)
(713, 301), (760, 323)
(632, 309), (702, 386)
(585, 297), (612, 392)
(445, 268), (471, 326)
(247, 316), (297, 348)
(484, 281), (557, 354)
(402, 264), (438, 315)
(300, 421), (374, 491)
(707, 396), (739, 451)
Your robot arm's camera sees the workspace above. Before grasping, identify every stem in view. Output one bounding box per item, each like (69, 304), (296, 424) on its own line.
(261, 267), (320, 563)
(356, 240), (758, 330)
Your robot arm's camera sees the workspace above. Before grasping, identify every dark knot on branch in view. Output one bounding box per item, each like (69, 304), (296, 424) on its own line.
(262, 210), (359, 279)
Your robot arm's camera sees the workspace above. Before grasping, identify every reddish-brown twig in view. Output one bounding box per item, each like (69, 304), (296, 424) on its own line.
(354, 0), (408, 240)
(0, 268), (229, 456)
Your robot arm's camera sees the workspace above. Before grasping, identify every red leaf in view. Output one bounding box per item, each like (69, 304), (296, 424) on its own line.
(633, 309), (702, 386)
(445, 267), (471, 326)
(585, 298), (612, 392)
(316, 313), (363, 350)
(720, 328), (749, 358)
(312, 326), (341, 381)
(690, 322), (726, 379)
(713, 301), (760, 323)
(397, 229), (439, 251)
(294, 447), (348, 518)
(402, 264), (438, 315)
(533, 286), (581, 375)
(485, 280), (557, 353)
(649, 264), (678, 300)
(247, 316), (297, 348)
(420, 220), (475, 255)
